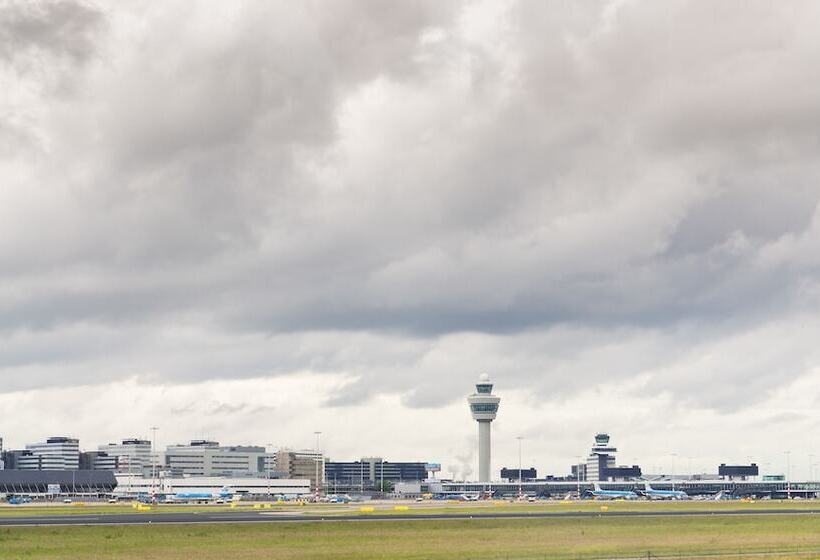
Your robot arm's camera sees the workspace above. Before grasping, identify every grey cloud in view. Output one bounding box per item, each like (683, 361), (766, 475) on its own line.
(0, 0), (103, 63)
(2, 0), (820, 418)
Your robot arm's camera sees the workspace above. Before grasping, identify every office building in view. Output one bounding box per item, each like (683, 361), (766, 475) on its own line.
(80, 451), (120, 471)
(467, 373), (500, 482)
(23, 437), (80, 470)
(275, 449), (322, 490)
(164, 440), (275, 477)
(98, 439), (153, 474)
(2, 450), (44, 470)
(324, 458), (427, 490)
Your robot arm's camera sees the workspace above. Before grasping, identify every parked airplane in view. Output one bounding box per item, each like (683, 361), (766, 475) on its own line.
(459, 493), (480, 501)
(321, 494), (352, 503)
(590, 483), (638, 500)
(642, 483), (688, 500)
(169, 487), (233, 503)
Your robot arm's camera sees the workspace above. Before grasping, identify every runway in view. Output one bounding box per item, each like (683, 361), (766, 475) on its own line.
(2, 508), (820, 527)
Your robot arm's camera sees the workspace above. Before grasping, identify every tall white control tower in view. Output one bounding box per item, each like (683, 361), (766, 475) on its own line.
(467, 374), (500, 483)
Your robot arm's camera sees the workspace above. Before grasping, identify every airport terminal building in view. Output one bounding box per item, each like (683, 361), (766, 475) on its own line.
(112, 474), (311, 499)
(394, 479), (820, 500)
(0, 470), (117, 497)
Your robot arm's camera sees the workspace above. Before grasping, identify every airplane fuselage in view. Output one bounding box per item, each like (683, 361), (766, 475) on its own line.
(591, 490), (638, 500)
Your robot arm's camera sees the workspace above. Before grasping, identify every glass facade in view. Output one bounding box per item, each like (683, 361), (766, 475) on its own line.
(470, 403), (499, 413)
(475, 384), (493, 394)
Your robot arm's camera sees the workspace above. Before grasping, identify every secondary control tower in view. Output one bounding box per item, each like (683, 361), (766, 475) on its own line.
(467, 374), (501, 482)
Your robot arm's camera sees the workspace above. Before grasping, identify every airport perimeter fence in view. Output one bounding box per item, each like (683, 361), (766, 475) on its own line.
(450, 546), (820, 560)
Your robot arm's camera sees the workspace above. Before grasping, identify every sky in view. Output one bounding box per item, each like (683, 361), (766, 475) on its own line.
(2, 0), (820, 481)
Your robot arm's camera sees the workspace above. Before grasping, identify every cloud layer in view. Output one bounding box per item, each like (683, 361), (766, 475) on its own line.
(2, 0), (820, 475)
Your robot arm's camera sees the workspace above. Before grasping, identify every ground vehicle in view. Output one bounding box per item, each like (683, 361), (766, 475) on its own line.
(8, 496), (32, 505)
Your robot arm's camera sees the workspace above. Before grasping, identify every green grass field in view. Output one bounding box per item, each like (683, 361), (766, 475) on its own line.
(2, 498), (820, 518)
(3, 515), (820, 559)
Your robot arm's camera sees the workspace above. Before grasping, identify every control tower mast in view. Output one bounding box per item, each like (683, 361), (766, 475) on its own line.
(467, 374), (501, 482)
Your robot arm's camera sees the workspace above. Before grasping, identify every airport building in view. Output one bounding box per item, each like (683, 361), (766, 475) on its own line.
(0, 470), (117, 497)
(324, 458), (428, 491)
(79, 451), (120, 471)
(467, 374), (500, 483)
(719, 463), (759, 480)
(164, 440), (275, 477)
(1, 450), (44, 470)
(98, 439), (153, 474)
(394, 478), (820, 500)
(17, 437), (81, 470)
(112, 474), (311, 499)
(500, 468), (538, 482)
(583, 433), (641, 482)
(275, 449), (323, 490)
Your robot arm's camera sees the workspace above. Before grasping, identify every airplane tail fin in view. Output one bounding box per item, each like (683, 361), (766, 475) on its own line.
(645, 482), (653, 491)
(593, 483), (602, 492)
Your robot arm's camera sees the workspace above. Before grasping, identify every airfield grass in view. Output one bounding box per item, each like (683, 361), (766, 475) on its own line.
(4, 498), (820, 518)
(3, 516), (820, 559)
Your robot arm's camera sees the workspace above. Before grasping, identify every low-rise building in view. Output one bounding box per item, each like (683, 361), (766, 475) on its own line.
(0, 470), (117, 496)
(113, 474), (311, 499)
(324, 458), (427, 491)
(275, 450), (322, 491)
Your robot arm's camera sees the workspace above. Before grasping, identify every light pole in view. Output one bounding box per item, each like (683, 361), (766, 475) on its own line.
(150, 427), (159, 500)
(314, 431), (322, 501)
(785, 451), (792, 499)
(671, 453), (678, 492)
(266, 443), (273, 501)
(576, 455), (582, 499)
(516, 437), (523, 499)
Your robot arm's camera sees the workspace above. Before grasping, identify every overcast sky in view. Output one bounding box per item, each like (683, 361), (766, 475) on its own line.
(2, 0), (820, 480)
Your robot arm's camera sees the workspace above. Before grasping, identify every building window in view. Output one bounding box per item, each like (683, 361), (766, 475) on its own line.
(470, 403), (498, 413)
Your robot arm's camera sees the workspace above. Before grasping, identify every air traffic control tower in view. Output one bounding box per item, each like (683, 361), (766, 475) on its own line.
(467, 374), (501, 482)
